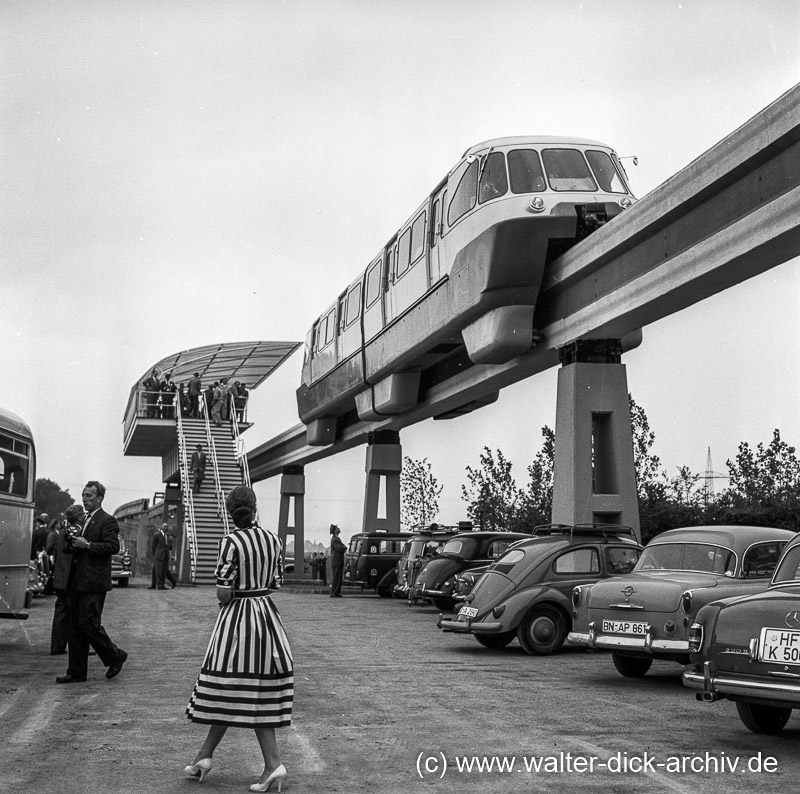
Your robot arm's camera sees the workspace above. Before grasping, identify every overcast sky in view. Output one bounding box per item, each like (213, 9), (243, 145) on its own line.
(3, 1), (799, 544)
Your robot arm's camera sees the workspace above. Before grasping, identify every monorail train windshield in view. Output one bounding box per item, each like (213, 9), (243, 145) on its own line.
(0, 408), (36, 618)
(297, 136), (637, 446)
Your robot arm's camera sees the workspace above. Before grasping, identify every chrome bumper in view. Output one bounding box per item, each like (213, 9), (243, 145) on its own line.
(568, 626), (688, 654)
(438, 615), (504, 634)
(684, 663), (800, 703)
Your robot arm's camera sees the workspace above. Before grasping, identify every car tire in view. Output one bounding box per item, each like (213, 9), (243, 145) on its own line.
(517, 605), (567, 655)
(736, 702), (792, 734)
(116, 578), (129, 588)
(475, 632), (515, 649)
(611, 652), (652, 678)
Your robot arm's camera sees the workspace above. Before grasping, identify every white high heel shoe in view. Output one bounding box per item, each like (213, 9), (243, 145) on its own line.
(184, 757), (213, 782)
(249, 763), (287, 792)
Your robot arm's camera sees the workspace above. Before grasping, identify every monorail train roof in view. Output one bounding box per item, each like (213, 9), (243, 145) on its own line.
(0, 406), (33, 437)
(462, 135), (613, 157)
(124, 340), (301, 420)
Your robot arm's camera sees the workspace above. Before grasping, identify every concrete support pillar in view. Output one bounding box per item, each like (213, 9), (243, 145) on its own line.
(278, 464), (308, 579)
(552, 340), (640, 541)
(362, 430), (402, 533)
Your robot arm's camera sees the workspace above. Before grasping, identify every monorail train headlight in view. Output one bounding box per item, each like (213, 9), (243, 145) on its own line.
(618, 197), (633, 210)
(527, 197), (546, 213)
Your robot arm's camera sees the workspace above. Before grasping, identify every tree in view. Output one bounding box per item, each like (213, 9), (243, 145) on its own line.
(400, 457), (443, 529)
(629, 394), (661, 498)
(517, 427), (555, 529)
(34, 478), (74, 520)
(461, 447), (519, 531)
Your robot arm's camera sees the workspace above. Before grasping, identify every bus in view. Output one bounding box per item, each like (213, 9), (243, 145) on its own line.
(0, 407), (36, 618)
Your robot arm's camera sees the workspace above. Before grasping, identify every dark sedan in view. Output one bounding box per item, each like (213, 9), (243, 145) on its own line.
(412, 531), (531, 611)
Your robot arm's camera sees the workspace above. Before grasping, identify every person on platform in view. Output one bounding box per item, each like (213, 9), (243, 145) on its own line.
(329, 524), (346, 598)
(211, 381), (224, 427)
(143, 368), (161, 418)
(187, 372), (202, 418)
(56, 481), (128, 684)
(160, 372), (177, 419)
(185, 485), (293, 792)
(150, 523), (177, 590)
(203, 382), (215, 420)
(190, 444), (207, 494)
(50, 505), (84, 655)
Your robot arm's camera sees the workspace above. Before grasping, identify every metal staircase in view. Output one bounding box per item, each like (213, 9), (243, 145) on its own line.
(178, 415), (247, 584)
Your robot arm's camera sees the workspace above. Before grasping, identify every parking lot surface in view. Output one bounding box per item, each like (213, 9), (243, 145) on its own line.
(1, 580), (799, 793)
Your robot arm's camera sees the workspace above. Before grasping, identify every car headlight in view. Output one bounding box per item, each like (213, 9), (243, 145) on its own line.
(122, 555), (131, 566)
(492, 604), (506, 619)
(687, 622), (703, 652)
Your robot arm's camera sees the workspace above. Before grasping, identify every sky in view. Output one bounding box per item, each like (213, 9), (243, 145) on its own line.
(3, 1), (799, 545)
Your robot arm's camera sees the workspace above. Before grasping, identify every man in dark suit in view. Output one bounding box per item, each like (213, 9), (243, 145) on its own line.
(329, 524), (347, 598)
(150, 523), (176, 589)
(190, 444), (206, 493)
(56, 481), (128, 683)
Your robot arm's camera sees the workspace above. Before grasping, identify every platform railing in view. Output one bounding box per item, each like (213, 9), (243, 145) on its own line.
(202, 395), (230, 535)
(230, 394), (251, 489)
(175, 407), (198, 583)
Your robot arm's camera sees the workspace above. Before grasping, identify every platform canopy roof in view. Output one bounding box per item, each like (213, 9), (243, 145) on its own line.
(124, 340), (301, 420)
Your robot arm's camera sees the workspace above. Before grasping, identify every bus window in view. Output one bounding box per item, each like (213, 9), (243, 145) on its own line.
(345, 283), (362, 326)
(365, 260), (382, 307)
(410, 211), (426, 264)
(509, 149), (546, 193)
(542, 149), (597, 191)
(586, 149), (627, 193)
(448, 159), (479, 225)
(396, 228), (411, 278)
(0, 434), (30, 497)
(478, 151), (508, 204)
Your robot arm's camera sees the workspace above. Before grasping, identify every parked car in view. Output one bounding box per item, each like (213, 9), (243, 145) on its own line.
(684, 530), (800, 733)
(567, 525), (795, 678)
(393, 526), (461, 601)
(439, 525), (642, 653)
(413, 530), (532, 611)
(343, 530), (412, 592)
(112, 538), (133, 588)
(451, 564), (491, 605)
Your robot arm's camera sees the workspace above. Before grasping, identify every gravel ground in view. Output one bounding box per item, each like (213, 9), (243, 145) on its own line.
(1, 580), (798, 794)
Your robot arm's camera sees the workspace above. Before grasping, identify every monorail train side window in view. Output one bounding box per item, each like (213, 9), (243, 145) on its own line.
(409, 211), (426, 264)
(586, 150), (627, 193)
(542, 148), (597, 191)
(345, 283), (362, 326)
(396, 227), (411, 279)
(323, 307), (336, 346)
(430, 198), (440, 247)
(447, 159), (478, 225)
(508, 149), (546, 193)
(478, 151), (508, 204)
(314, 317), (327, 352)
(365, 259), (382, 308)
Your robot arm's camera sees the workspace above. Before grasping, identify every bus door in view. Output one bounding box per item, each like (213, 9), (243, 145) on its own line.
(429, 184), (447, 283)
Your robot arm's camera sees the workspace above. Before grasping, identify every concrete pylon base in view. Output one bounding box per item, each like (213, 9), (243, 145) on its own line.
(277, 465), (310, 579)
(552, 360), (640, 541)
(362, 432), (402, 533)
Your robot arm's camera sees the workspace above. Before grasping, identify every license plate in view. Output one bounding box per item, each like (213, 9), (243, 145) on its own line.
(602, 620), (648, 635)
(459, 606), (478, 618)
(759, 628), (800, 664)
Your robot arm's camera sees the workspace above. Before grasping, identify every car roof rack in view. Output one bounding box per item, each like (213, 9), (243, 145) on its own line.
(532, 523), (637, 540)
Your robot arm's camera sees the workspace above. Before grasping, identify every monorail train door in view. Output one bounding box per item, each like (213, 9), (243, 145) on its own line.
(429, 185), (447, 283)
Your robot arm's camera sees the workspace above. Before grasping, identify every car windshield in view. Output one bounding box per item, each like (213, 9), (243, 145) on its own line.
(635, 542), (736, 575)
(773, 545), (800, 584)
(441, 537), (479, 559)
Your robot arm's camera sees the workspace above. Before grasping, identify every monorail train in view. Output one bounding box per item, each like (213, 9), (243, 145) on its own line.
(0, 407), (36, 617)
(297, 136), (637, 445)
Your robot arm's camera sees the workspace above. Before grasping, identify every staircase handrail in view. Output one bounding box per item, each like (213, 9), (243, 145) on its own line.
(202, 394), (231, 535)
(230, 393), (251, 489)
(175, 406), (198, 583)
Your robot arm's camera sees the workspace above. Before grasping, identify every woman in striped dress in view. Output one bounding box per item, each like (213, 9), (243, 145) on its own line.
(185, 486), (293, 792)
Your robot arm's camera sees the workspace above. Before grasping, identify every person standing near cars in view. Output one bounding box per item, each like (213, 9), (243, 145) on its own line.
(329, 525), (346, 598)
(56, 481), (128, 683)
(50, 505), (84, 655)
(150, 523), (177, 590)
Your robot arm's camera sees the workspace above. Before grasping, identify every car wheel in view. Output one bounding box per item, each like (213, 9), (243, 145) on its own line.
(475, 632), (515, 649)
(736, 702), (792, 734)
(376, 570), (396, 598)
(431, 598), (453, 612)
(611, 652), (652, 678)
(117, 578), (129, 588)
(517, 606), (567, 655)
